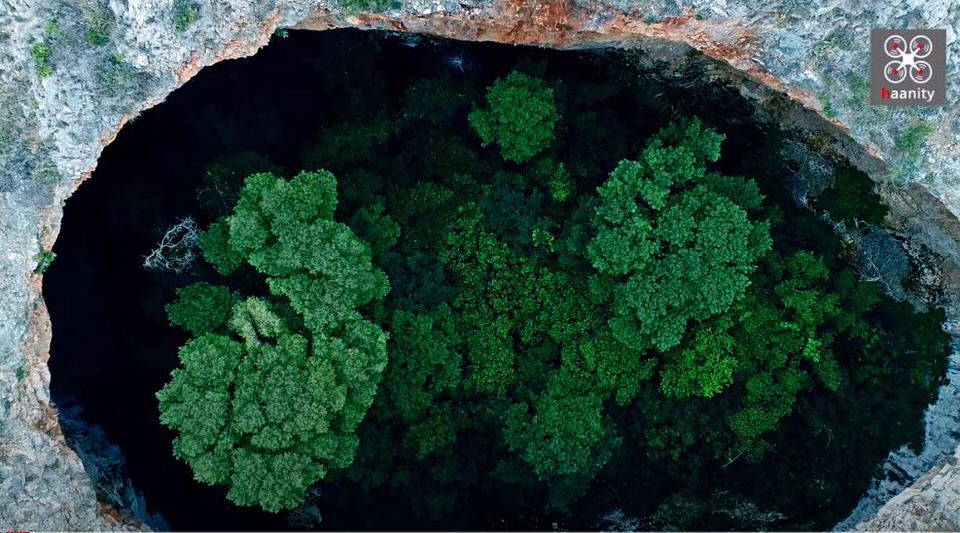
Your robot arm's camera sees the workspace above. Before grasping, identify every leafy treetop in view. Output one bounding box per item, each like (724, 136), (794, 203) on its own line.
(588, 119), (773, 352)
(159, 170), (388, 512)
(468, 71), (559, 163)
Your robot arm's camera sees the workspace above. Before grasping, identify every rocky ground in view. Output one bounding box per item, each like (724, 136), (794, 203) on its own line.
(856, 446), (960, 531)
(1, 0), (958, 530)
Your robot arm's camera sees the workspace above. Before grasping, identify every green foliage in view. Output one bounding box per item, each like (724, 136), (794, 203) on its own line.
(83, 9), (113, 47)
(31, 43), (53, 78)
(504, 371), (613, 479)
(659, 317), (737, 398)
(158, 53), (951, 527)
(43, 21), (62, 40)
(335, 110), (946, 523)
(158, 301), (363, 512)
(166, 283), (240, 336)
(819, 93), (836, 119)
(198, 152), (283, 216)
(382, 306), (461, 458)
(27, 22), (58, 77)
(813, 170), (888, 225)
(897, 121), (936, 160)
(98, 53), (139, 91)
(172, 0), (200, 32)
(349, 198), (400, 262)
(401, 74), (475, 126)
(335, 0), (398, 14)
(301, 116), (393, 172)
(34, 249), (56, 274)
(469, 71), (559, 163)
(530, 158), (574, 202)
(197, 220), (245, 275)
(161, 171), (388, 512)
(845, 74), (869, 107)
(589, 119), (772, 352)
(86, 28), (109, 46)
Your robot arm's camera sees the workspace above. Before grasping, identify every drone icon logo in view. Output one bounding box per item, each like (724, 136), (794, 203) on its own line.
(871, 29), (945, 106)
(883, 34), (934, 84)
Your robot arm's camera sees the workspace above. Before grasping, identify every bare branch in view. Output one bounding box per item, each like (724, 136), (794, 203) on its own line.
(143, 217), (199, 273)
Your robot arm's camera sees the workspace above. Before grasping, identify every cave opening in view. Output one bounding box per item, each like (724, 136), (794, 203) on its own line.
(42, 28), (951, 531)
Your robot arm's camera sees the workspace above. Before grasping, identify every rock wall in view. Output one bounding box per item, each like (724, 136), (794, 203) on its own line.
(856, 447), (960, 531)
(1, 0), (958, 530)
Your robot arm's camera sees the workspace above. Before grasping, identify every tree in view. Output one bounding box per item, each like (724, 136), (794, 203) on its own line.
(382, 305), (462, 459)
(166, 282), (240, 336)
(504, 370), (614, 479)
(468, 71), (559, 163)
(161, 63), (953, 526)
(300, 116), (393, 173)
(641, 251), (875, 461)
(658, 316), (737, 399)
(158, 299), (364, 512)
(197, 152), (283, 216)
(159, 170), (388, 512)
(588, 119), (772, 352)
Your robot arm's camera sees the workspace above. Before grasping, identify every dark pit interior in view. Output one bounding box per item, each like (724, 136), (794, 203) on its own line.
(43, 29), (949, 531)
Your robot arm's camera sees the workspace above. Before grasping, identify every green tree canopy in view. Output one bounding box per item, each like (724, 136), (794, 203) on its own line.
(166, 282), (240, 336)
(468, 71), (559, 163)
(158, 58), (951, 528)
(159, 170), (388, 512)
(588, 119), (773, 352)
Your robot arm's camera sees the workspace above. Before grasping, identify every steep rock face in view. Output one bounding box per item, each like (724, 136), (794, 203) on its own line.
(0, 0), (958, 530)
(856, 447), (960, 531)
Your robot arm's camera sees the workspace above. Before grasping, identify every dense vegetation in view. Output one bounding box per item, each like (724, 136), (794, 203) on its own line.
(156, 61), (951, 529)
(158, 170), (388, 511)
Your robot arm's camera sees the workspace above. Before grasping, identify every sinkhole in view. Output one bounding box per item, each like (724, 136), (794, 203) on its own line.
(42, 28), (953, 531)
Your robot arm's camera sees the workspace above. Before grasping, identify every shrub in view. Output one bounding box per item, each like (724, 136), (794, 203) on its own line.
(34, 249), (56, 274)
(336, 0), (397, 13)
(31, 43), (53, 78)
(172, 0), (200, 32)
(897, 121), (936, 160)
(99, 53), (137, 91)
(86, 28), (109, 46)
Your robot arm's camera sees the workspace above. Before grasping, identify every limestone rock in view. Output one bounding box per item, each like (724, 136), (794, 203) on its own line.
(856, 447), (960, 531)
